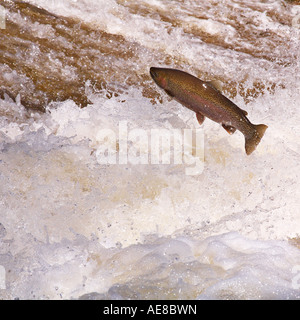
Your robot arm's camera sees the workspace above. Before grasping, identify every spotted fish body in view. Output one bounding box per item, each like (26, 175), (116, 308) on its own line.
(150, 67), (268, 155)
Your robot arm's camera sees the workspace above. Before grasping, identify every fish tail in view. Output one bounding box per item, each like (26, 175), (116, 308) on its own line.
(245, 124), (268, 155)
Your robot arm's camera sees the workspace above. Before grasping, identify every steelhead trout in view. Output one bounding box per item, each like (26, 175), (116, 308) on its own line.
(150, 67), (268, 155)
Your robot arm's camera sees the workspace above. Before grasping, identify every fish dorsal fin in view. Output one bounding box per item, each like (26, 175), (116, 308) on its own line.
(239, 108), (248, 116)
(208, 80), (223, 92)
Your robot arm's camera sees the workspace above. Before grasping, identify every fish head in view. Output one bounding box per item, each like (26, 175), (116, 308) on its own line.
(150, 67), (169, 90)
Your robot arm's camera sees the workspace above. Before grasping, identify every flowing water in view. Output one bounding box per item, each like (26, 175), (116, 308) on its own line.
(0, 0), (300, 299)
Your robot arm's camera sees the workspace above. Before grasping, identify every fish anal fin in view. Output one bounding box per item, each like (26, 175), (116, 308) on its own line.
(196, 113), (205, 125)
(222, 124), (236, 135)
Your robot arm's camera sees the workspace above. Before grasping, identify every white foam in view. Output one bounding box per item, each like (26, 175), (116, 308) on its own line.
(1, 80), (300, 298)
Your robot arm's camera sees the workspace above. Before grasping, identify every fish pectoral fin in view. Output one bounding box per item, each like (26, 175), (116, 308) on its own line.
(196, 113), (205, 125)
(222, 124), (236, 135)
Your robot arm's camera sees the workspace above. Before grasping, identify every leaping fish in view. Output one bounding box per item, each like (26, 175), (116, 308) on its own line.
(150, 67), (268, 155)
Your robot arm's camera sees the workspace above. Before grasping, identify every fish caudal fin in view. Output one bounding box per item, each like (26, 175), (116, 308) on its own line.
(245, 124), (268, 155)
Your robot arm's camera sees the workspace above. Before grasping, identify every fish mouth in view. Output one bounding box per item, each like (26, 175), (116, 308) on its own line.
(149, 67), (158, 80)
